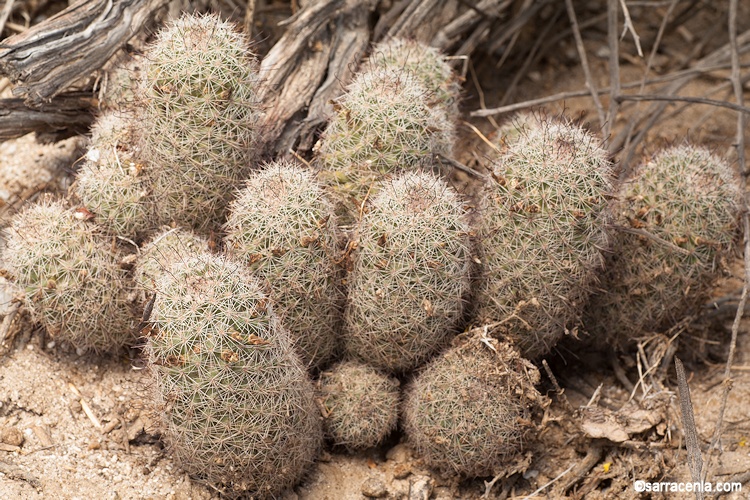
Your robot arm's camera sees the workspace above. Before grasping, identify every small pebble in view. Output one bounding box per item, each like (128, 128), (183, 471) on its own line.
(361, 477), (388, 498)
(408, 476), (433, 500)
(385, 443), (411, 463)
(393, 463), (412, 480)
(0, 427), (24, 447)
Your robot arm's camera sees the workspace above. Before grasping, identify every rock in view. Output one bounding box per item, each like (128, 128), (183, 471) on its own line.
(408, 476), (433, 500)
(362, 477), (388, 498)
(393, 463), (412, 480)
(0, 427), (24, 447)
(386, 443), (412, 463)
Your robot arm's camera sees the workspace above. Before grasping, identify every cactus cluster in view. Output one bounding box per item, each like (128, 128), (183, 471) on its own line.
(402, 334), (540, 477)
(316, 361), (400, 451)
(146, 253), (322, 498)
(9, 7), (745, 491)
(344, 171), (472, 373)
(2, 198), (135, 352)
(224, 161), (342, 370)
(475, 116), (614, 359)
(583, 145), (742, 349)
(138, 13), (263, 231)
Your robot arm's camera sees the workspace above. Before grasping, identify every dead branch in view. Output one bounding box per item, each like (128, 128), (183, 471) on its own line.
(0, 0), (168, 106)
(611, 27), (750, 172)
(707, 0), (748, 480)
(256, 0), (361, 155)
(676, 357), (704, 500)
(0, 459), (42, 491)
(604, 0), (619, 143)
(0, 93), (95, 140)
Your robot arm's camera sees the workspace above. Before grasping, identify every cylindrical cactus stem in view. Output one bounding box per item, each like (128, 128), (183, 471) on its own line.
(316, 360), (400, 451)
(138, 13), (263, 232)
(402, 333), (541, 478)
(75, 111), (155, 240)
(344, 171), (473, 373)
(583, 145), (742, 350)
(367, 37), (460, 114)
(475, 115), (614, 359)
(146, 253), (322, 499)
(224, 161), (343, 370)
(133, 226), (211, 305)
(315, 66), (455, 212)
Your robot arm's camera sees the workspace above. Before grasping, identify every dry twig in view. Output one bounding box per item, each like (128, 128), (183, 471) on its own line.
(564, 0), (605, 127)
(0, 0), (14, 38)
(706, 0), (748, 480)
(605, 0), (620, 144)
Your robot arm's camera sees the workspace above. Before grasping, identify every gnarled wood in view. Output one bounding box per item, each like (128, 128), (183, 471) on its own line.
(0, 93), (95, 140)
(0, 0), (168, 106)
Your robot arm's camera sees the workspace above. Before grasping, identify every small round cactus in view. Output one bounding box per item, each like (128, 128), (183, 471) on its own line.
(584, 145), (742, 349)
(75, 111), (153, 239)
(316, 66), (454, 207)
(344, 171), (472, 373)
(224, 161), (342, 370)
(2, 198), (135, 352)
(402, 334), (540, 477)
(133, 226), (211, 304)
(139, 13), (263, 231)
(368, 37), (460, 113)
(316, 361), (399, 451)
(146, 253), (322, 498)
(475, 115), (614, 359)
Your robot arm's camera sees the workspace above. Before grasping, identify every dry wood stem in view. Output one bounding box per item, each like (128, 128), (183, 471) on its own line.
(0, 0), (168, 105)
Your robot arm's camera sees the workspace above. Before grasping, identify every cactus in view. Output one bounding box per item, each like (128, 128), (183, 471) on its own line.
(475, 116), (614, 359)
(368, 37), (460, 113)
(316, 361), (399, 451)
(75, 111), (154, 239)
(224, 161), (342, 370)
(583, 145), (742, 349)
(344, 171), (472, 373)
(138, 13), (262, 231)
(402, 333), (540, 477)
(491, 111), (537, 151)
(133, 226), (211, 304)
(2, 198), (135, 352)
(146, 253), (322, 499)
(316, 66), (454, 208)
